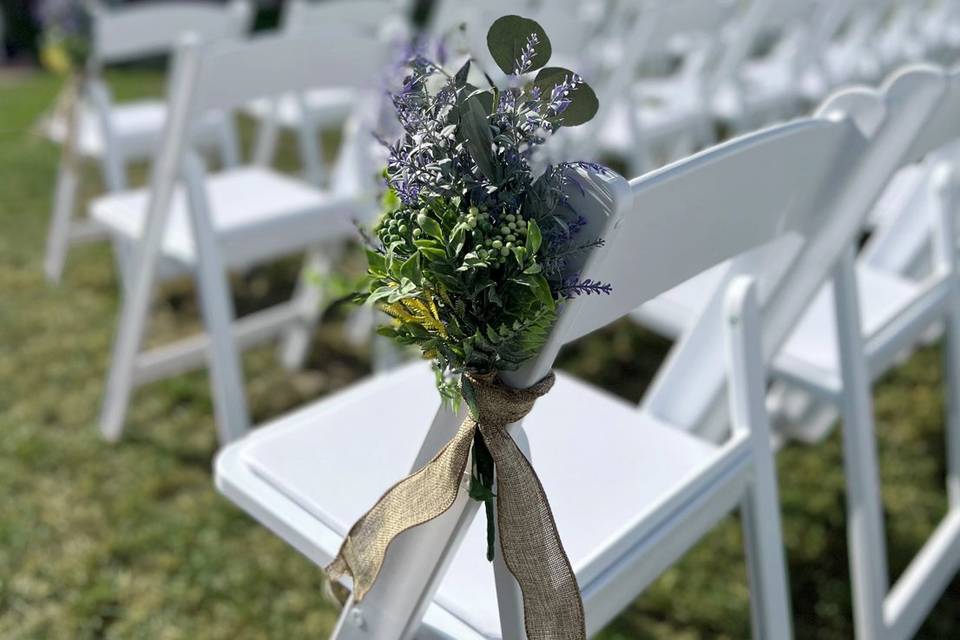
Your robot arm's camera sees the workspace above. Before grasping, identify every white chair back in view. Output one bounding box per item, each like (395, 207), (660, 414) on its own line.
(98, 29), (392, 443)
(92, 0), (252, 65)
(644, 66), (948, 433)
(181, 30), (387, 119)
(281, 0), (407, 39)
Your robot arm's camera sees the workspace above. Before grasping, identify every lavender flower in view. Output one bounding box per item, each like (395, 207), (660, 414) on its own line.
(513, 33), (540, 76)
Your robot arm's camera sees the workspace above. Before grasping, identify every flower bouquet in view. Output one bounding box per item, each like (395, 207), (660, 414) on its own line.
(330, 15), (616, 639)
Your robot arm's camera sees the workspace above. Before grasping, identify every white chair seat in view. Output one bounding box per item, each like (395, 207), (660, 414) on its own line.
(90, 167), (358, 266)
(632, 259), (921, 387)
(775, 265), (921, 387)
(867, 164), (927, 229)
(631, 262), (728, 338)
(217, 362), (718, 638)
(45, 99), (228, 159)
(244, 88), (356, 129)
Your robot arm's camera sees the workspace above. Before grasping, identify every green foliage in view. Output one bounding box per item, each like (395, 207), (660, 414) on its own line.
(367, 15), (610, 393)
(368, 195), (557, 381)
(486, 15), (552, 76)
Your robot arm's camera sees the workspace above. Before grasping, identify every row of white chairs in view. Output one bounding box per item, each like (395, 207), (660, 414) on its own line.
(46, 0), (960, 287)
(41, 0), (960, 448)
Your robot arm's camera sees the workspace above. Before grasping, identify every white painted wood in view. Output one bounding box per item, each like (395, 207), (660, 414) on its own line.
(43, 0), (250, 283)
(181, 152), (250, 443)
(724, 276), (793, 640)
(44, 105), (82, 284)
(933, 164), (960, 509)
(832, 247), (889, 639)
(279, 247), (336, 371)
(99, 36), (204, 442)
(96, 29), (386, 443)
(92, 0), (252, 65)
(133, 302), (302, 386)
(242, 0), (400, 181)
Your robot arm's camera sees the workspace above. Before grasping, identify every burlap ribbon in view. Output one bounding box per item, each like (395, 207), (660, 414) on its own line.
(326, 371), (586, 639)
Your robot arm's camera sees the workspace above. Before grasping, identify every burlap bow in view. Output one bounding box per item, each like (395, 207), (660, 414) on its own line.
(326, 371), (586, 640)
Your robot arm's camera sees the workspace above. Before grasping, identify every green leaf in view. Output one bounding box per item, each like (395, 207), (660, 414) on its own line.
(400, 251), (421, 285)
(526, 274), (555, 309)
(525, 219), (542, 255)
(467, 86), (496, 115)
(365, 249), (386, 276)
(418, 246), (448, 262)
(486, 15), (551, 75)
(418, 215), (444, 241)
(457, 95), (498, 182)
(450, 224), (467, 256)
(533, 67), (599, 127)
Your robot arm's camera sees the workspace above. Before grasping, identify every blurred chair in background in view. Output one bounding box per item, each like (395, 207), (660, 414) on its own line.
(244, 0), (410, 186)
(42, 0), (253, 284)
(93, 28), (388, 445)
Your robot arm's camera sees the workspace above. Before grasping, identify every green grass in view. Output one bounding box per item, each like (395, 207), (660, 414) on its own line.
(1, 69), (959, 639)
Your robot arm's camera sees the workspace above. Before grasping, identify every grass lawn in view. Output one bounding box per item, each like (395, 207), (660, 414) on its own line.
(1, 69), (959, 639)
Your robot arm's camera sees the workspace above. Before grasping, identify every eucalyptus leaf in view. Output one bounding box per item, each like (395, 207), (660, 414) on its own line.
(486, 15), (551, 75)
(533, 67), (599, 127)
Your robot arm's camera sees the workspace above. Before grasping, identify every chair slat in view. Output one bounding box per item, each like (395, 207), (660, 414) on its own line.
(189, 30), (388, 115)
(566, 118), (863, 343)
(94, 0), (251, 64)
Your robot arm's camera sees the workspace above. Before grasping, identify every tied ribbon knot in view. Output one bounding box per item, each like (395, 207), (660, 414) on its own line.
(326, 371), (586, 640)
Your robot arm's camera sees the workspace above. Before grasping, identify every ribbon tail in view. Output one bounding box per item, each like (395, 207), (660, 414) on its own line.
(326, 418), (477, 602)
(480, 422), (586, 640)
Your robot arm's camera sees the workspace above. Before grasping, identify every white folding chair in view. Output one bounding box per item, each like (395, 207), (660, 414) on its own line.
(93, 29), (388, 446)
(586, 0), (739, 175)
(245, 0), (408, 186)
(711, 0), (825, 133)
(211, 69), (945, 637)
(42, 0), (252, 284)
(809, 68), (960, 639)
(633, 67), (960, 445)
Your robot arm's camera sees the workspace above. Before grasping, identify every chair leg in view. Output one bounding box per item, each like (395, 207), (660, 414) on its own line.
(724, 277), (793, 639)
(182, 154), (251, 444)
(111, 237), (133, 296)
(278, 248), (333, 370)
(44, 155), (80, 284)
(741, 478), (793, 640)
(296, 123), (327, 187)
(832, 248), (890, 640)
(944, 289), (960, 509)
(252, 112), (281, 168)
(99, 261), (152, 442)
(217, 118), (242, 169)
(101, 153), (127, 192)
